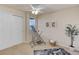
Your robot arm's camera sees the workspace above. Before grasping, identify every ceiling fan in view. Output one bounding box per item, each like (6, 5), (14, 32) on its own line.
(31, 4), (44, 15)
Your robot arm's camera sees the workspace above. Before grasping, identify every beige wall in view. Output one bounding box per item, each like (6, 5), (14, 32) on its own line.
(37, 6), (79, 48)
(25, 12), (32, 43)
(0, 5), (25, 17)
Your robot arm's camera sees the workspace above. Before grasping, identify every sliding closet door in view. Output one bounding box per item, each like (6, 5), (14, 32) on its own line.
(11, 15), (24, 43)
(0, 12), (24, 50)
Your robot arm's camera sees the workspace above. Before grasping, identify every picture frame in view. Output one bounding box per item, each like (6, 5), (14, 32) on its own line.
(46, 22), (49, 27)
(52, 22), (55, 27)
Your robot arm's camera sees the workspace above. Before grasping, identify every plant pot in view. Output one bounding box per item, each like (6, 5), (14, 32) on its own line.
(70, 45), (74, 48)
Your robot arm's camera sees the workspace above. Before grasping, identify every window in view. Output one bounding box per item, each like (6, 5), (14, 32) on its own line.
(29, 17), (36, 32)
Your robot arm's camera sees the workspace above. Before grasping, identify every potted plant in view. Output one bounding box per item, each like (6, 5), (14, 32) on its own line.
(65, 24), (79, 47)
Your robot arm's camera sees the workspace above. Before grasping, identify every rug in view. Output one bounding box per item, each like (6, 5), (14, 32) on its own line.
(34, 48), (71, 55)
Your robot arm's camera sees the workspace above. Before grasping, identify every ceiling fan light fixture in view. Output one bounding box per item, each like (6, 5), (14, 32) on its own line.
(31, 4), (41, 15)
(32, 10), (35, 14)
(35, 10), (39, 15)
(32, 10), (39, 15)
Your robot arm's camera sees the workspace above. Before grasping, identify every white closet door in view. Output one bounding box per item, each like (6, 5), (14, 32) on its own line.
(0, 12), (24, 50)
(10, 15), (24, 43)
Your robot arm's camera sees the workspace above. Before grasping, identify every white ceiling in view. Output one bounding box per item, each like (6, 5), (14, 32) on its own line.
(2, 4), (79, 14)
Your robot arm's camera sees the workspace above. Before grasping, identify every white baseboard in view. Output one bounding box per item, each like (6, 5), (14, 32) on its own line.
(0, 41), (24, 50)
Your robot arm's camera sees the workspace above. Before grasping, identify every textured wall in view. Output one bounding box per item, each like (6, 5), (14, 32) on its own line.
(37, 6), (79, 48)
